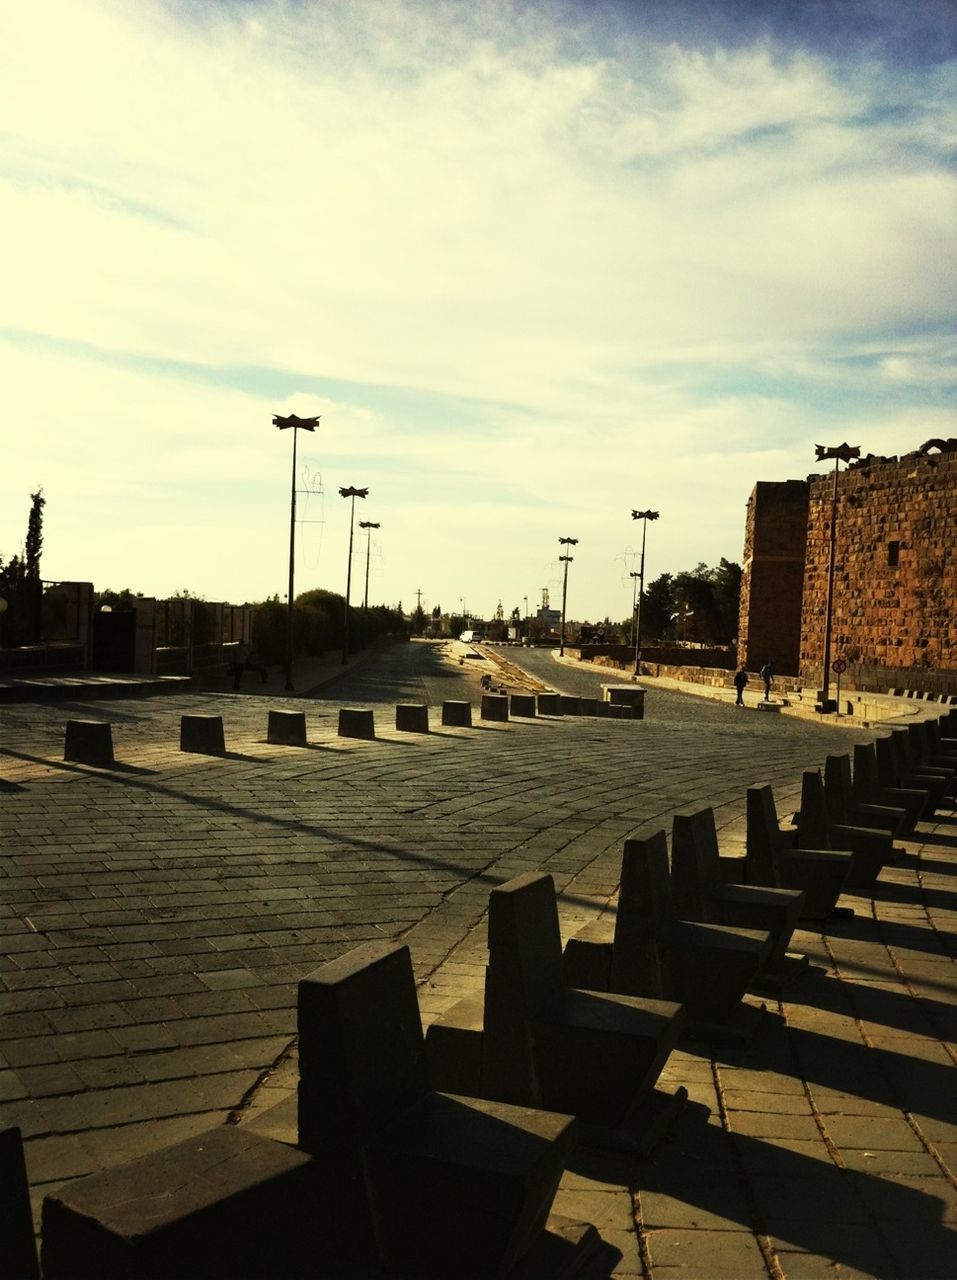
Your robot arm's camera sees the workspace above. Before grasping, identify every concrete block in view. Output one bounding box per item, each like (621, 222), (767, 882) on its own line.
(267, 710), (307, 746)
(64, 720), (114, 766)
(557, 695), (581, 715)
(536, 693), (560, 716)
(40, 1128), (319, 1280)
(578, 698), (599, 716)
(298, 941), (579, 1278)
(607, 703), (636, 719)
(395, 704), (429, 733)
(441, 700), (472, 727)
(1, 1127), (39, 1280)
(338, 708), (375, 739)
(746, 784), (851, 921)
(601, 685), (645, 718)
(179, 714), (225, 755)
(481, 694), (509, 722)
(510, 694), (536, 717)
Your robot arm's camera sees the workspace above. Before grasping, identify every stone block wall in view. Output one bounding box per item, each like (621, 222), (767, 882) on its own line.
(799, 445), (957, 685)
(737, 480), (809, 675)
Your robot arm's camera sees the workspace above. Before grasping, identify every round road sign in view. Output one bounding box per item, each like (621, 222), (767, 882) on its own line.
(832, 657), (848, 675)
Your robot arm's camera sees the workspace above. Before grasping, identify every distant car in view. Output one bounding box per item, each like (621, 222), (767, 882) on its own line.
(459, 630), (483, 643)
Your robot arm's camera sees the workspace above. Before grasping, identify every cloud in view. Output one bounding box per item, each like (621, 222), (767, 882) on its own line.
(1, 0), (953, 616)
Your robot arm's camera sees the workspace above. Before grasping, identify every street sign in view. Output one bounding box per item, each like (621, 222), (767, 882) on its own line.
(832, 658), (848, 675)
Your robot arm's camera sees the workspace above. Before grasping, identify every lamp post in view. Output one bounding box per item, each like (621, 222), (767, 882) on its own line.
(558, 536), (578, 656)
(339, 486), (369, 663)
(358, 521), (380, 609)
(630, 509), (659, 675)
(273, 413), (320, 691)
(814, 443), (860, 711)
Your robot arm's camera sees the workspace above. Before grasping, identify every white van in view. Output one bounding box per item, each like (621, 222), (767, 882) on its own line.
(459, 630), (482, 643)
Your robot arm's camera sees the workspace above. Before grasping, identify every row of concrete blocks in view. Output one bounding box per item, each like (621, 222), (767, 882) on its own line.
(61, 693), (644, 764)
(888, 688), (957, 704)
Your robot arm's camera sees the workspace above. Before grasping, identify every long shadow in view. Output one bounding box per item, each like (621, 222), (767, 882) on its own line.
(628, 1106), (954, 1278)
(869, 882), (957, 910)
(0, 748), (619, 916)
(0, 777), (27, 791)
(782, 971), (955, 1039)
(820, 911), (955, 959)
(916, 829), (957, 849)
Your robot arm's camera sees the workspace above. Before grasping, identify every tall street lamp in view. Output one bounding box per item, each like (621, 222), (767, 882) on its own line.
(814, 443), (860, 711)
(339, 486), (369, 664)
(630, 509), (659, 675)
(558, 536), (578, 657)
(273, 413), (320, 691)
(358, 520), (380, 609)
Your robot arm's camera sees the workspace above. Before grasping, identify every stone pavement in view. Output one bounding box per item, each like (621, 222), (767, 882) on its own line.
(1, 645), (955, 1278)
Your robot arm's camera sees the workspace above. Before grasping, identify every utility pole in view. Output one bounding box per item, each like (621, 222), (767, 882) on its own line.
(558, 537), (578, 657)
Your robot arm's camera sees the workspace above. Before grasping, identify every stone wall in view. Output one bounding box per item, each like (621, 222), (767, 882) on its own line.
(737, 480), (808, 675)
(799, 445), (957, 686)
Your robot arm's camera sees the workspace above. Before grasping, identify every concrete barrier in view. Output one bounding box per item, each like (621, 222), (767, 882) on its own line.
(267, 710), (308, 746)
(338, 708), (375, 739)
(179, 715), (225, 755)
(64, 720), (114, 766)
(395, 704), (429, 733)
(602, 685), (645, 719)
(481, 694), (509, 722)
(536, 694), (560, 716)
(441, 700), (472, 727)
(509, 694), (536, 718)
(557, 695), (581, 715)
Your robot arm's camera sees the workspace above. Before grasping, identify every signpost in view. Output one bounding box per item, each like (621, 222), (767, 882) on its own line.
(832, 656), (848, 715)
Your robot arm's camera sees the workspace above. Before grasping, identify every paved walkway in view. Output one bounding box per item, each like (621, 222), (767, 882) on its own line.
(1, 644), (954, 1277)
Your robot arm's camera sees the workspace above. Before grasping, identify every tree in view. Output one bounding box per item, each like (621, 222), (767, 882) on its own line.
(25, 489), (45, 578)
(410, 603), (426, 635)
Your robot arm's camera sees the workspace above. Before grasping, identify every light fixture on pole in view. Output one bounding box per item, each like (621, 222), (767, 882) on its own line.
(339, 486), (369, 664)
(460, 597), (467, 626)
(273, 413), (320, 691)
(814, 443), (860, 711)
(630, 509), (659, 675)
(558, 536), (578, 657)
(358, 521), (380, 610)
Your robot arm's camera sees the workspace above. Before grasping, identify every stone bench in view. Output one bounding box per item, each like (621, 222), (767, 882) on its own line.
(824, 754), (908, 838)
(562, 833), (772, 1043)
(298, 941), (596, 1277)
(670, 807), (807, 990)
(64, 720), (114, 766)
(852, 742), (925, 834)
(395, 703), (429, 733)
(426, 872), (688, 1155)
(746, 784), (852, 921)
(179, 714), (226, 755)
(267, 710), (308, 746)
(338, 708), (375, 739)
(796, 769), (894, 890)
(41, 1128), (319, 1280)
(441, 700), (472, 727)
(481, 693), (509, 722)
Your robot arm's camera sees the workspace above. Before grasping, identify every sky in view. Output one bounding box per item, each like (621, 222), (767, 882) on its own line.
(2, 0), (955, 624)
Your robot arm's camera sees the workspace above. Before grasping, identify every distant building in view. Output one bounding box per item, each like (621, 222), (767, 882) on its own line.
(738, 439), (957, 692)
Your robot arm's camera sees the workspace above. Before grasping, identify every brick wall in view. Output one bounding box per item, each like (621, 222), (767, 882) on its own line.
(737, 480), (808, 675)
(800, 445), (957, 685)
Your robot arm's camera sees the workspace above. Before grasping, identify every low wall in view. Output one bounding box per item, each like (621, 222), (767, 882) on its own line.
(567, 644), (736, 673)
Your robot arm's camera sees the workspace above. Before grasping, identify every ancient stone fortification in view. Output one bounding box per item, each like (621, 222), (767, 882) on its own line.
(738, 441), (957, 693)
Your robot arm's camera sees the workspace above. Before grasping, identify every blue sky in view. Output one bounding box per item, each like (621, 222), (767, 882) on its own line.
(2, 0), (954, 622)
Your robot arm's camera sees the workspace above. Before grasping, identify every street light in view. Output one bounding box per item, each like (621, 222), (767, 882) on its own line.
(558, 536), (578, 657)
(358, 521), (380, 610)
(630, 509), (659, 675)
(814, 443), (860, 711)
(339, 485), (369, 664)
(273, 413), (320, 690)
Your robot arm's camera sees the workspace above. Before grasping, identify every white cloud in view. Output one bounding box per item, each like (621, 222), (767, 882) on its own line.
(1, 0), (953, 617)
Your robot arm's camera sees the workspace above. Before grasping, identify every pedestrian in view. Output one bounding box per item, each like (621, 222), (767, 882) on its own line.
(733, 667), (748, 706)
(760, 661), (773, 701)
(230, 641), (250, 691)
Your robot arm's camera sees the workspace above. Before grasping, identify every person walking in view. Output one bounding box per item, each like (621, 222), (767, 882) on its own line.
(733, 667), (748, 706)
(760, 661), (773, 701)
